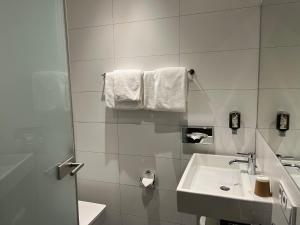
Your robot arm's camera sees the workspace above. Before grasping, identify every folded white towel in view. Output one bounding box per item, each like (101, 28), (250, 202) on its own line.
(143, 71), (156, 110)
(113, 70), (143, 102)
(104, 71), (143, 110)
(104, 72), (115, 108)
(144, 67), (187, 112)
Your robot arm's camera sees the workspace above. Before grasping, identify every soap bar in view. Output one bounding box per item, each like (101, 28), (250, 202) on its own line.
(254, 176), (272, 197)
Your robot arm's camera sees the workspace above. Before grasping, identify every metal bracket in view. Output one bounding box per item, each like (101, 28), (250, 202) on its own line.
(57, 157), (84, 180)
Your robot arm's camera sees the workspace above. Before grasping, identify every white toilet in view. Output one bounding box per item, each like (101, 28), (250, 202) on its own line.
(78, 201), (106, 225)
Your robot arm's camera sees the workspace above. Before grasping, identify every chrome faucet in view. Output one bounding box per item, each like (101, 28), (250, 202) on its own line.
(282, 163), (300, 170)
(276, 154), (295, 161)
(229, 152), (256, 175)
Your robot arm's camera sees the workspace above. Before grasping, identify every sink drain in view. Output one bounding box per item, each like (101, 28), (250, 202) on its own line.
(220, 186), (230, 191)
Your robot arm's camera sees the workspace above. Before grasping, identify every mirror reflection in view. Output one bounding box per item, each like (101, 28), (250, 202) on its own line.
(258, 1), (300, 189)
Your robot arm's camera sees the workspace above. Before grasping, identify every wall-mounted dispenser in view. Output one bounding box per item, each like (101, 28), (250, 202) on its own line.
(276, 111), (290, 136)
(229, 111), (241, 134)
(140, 170), (155, 189)
(182, 127), (214, 144)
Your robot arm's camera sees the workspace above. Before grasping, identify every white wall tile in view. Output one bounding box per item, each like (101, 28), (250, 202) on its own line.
(114, 18), (179, 57)
(259, 128), (300, 159)
(74, 122), (118, 153)
(113, 0), (179, 23)
(99, 210), (122, 225)
(180, 49), (259, 90)
(68, 26), (113, 60)
(119, 155), (181, 190)
(118, 124), (181, 159)
(182, 127), (256, 159)
(72, 92), (117, 123)
(214, 127), (256, 155)
(117, 110), (186, 126)
(122, 214), (179, 225)
(261, 3), (300, 47)
(258, 89), (300, 129)
(180, 0), (260, 15)
(120, 185), (181, 223)
(187, 90), (257, 128)
(180, 7), (260, 53)
(115, 54), (179, 71)
(259, 46), (300, 88)
(77, 179), (121, 212)
(70, 59), (114, 92)
(76, 151), (119, 183)
(66, 0), (113, 29)
(263, 0), (300, 5)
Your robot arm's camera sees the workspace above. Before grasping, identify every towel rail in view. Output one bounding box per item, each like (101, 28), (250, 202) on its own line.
(100, 69), (195, 78)
(99, 68), (205, 92)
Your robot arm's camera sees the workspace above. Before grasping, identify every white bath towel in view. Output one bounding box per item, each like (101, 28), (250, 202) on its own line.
(104, 72), (115, 108)
(143, 71), (156, 110)
(144, 67), (187, 112)
(104, 71), (143, 110)
(113, 70), (143, 102)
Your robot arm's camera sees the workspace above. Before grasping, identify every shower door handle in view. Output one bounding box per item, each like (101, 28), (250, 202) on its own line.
(57, 157), (84, 180)
(69, 162), (84, 176)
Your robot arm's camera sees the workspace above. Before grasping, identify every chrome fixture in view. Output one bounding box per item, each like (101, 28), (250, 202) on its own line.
(282, 163), (300, 170)
(229, 152), (256, 175)
(276, 154), (295, 161)
(57, 157), (84, 180)
(186, 132), (208, 142)
(182, 127), (214, 144)
(101, 68), (195, 78)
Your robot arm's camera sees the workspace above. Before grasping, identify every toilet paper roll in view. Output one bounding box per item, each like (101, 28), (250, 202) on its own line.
(141, 177), (154, 188)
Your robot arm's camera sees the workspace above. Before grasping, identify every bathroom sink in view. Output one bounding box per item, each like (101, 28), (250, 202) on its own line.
(284, 164), (300, 189)
(177, 153), (273, 224)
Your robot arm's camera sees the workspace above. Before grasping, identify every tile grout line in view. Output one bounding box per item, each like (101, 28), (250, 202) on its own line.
(112, 0), (124, 221)
(70, 47), (260, 63)
(73, 121), (257, 129)
(68, 4), (260, 31)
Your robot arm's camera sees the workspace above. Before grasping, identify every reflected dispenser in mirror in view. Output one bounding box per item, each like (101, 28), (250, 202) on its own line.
(276, 111), (290, 137)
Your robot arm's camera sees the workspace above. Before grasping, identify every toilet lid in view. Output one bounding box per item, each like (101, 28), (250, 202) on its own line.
(78, 201), (106, 225)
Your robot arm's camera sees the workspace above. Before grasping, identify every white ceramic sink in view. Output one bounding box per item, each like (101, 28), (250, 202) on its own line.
(283, 160), (300, 189)
(177, 153), (273, 224)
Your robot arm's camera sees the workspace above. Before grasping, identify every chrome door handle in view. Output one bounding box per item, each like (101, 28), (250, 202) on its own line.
(57, 157), (84, 180)
(69, 163), (84, 176)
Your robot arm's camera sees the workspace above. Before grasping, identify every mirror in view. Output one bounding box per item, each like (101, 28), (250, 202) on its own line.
(258, 1), (300, 189)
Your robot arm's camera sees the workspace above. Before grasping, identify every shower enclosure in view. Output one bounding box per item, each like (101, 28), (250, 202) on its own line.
(0, 0), (79, 224)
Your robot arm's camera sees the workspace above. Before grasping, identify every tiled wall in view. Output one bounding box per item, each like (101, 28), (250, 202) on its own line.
(66, 1), (260, 224)
(258, 1), (300, 159)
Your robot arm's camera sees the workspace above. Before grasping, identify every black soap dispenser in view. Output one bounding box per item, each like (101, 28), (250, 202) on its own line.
(229, 111), (241, 134)
(276, 111), (290, 136)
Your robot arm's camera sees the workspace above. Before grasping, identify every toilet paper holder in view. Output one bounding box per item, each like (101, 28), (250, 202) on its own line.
(140, 170), (156, 189)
